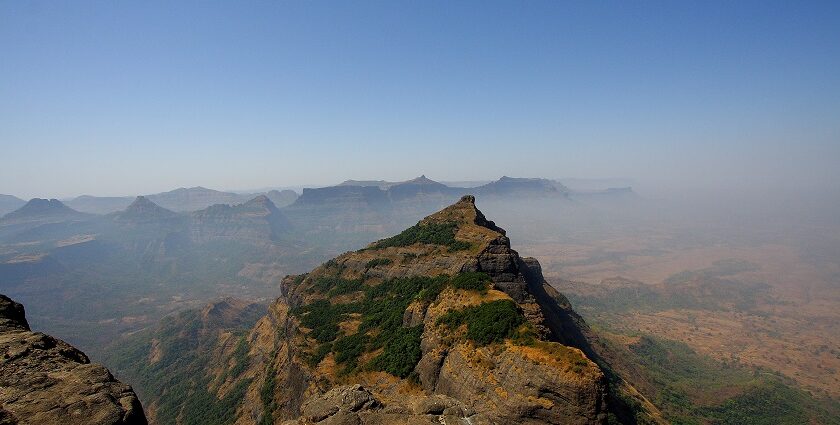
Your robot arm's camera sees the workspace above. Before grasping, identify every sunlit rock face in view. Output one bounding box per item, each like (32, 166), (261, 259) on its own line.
(0, 294), (148, 425)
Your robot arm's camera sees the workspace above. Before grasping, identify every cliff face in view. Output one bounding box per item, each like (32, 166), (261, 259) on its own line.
(146, 187), (249, 212)
(189, 195), (289, 243)
(0, 294), (147, 425)
(283, 186), (393, 236)
(232, 196), (616, 424)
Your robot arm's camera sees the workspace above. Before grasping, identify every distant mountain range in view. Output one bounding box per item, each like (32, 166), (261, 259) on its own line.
(290, 175), (572, 212)
(1, 176), (635, 252)
(1, 175), (633, 217)
(57, 187), (300, 214)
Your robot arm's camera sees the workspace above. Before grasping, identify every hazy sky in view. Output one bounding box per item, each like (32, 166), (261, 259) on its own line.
(1, 1), (839, 199)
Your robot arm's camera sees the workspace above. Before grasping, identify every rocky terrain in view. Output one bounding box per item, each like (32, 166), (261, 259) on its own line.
(108, 195), (662, 424)
(0, 294), (147, 425)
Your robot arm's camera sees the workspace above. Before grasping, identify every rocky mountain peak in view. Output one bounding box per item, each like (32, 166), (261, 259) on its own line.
(243, 194), (275, 209)
(117, 196), (177, 221)
(128, 195), (153, 207)
(231, 196), (628, 424)
(405, 175), (437, 185)
(2, 198), (81, 220)
(420, 194), (505, 235)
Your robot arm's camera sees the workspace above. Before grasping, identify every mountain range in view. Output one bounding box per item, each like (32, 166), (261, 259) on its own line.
(59, 187), (300, 215)
(2, 175), (629, 217)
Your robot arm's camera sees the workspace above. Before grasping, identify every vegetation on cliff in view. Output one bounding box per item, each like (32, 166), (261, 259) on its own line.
(371, 220), (471, 251)
(293, 274), (452, 375)
(437, 299), (524, 345)
(104, 300), (266, 425)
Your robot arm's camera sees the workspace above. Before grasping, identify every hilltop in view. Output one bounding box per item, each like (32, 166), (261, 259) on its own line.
(1, 198), (86, 222)
(108, 195), (661, 424)
(113, 196), (179, 223)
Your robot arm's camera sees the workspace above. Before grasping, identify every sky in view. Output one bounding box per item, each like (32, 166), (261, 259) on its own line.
(1, 1), (839, 199)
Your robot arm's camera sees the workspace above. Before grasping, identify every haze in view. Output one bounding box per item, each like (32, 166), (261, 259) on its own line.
(1, 1), (839, 201)
(2, 3), (840, 423)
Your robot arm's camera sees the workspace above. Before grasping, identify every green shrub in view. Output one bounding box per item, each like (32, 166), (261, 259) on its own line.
(308, 342), (332, 367)
(297, 275), (449, 379)
(372, 221), (471, 251)
(228, 335), (249, 378)
(365, 258), (392, 269)
(180, 377), (251, 425)
(451, 272), (491, 293)
(293, 299), (358, 343)
(311, 276), (363, 295)
(369, 325), (423, 378)
(437, 300), (524, 345)
(333, 333), (369, 373)
(259, 363), (277, 425)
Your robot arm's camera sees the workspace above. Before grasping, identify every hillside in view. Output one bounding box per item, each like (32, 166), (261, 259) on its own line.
(0, 195), (318, 357)
(0, 194), (26, 216)
(107, 195), (661, 424)
(114, 196), (179, 223)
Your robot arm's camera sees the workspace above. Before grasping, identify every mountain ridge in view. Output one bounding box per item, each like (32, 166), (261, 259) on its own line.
(111, 195), (660, 424)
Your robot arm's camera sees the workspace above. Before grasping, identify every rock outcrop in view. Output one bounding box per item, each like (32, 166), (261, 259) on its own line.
(0, 294), (147, 425)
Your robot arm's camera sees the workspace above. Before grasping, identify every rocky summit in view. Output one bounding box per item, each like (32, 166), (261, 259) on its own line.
(113, 196), (178, 223)
(1, 198), (84, 222)
(168, 195), (655, 424)
(0, 294), (147, 425)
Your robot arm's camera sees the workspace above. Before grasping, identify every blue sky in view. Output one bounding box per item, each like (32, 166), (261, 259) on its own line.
(1, 1), (838, 198)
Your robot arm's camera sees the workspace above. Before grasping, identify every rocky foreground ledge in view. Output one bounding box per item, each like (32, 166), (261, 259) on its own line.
(0, 294), (147, 425)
